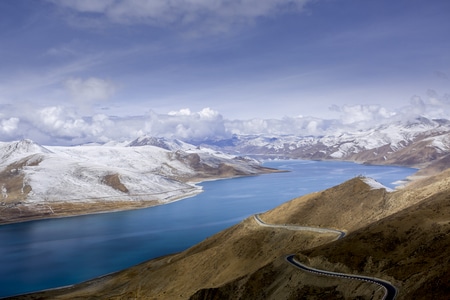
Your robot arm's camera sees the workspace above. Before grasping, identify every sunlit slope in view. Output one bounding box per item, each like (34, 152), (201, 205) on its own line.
(301, 180), (450, 300)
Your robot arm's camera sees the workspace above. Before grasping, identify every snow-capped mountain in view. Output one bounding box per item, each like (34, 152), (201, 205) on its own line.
(0, 139), (52, 162)
(0, 139), (274, 223)
(195, 117), (450, 167)
(127, 136), (194, 151)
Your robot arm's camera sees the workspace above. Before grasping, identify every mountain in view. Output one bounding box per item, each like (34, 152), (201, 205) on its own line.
(197, 117), (450, 167)
(127, 136), (194, 151)
(0, 139), (277, 224)
(15, 170), (450, 299)
(0, 139), (52, 161)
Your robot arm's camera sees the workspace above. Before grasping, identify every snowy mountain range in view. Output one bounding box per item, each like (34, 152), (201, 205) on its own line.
(194, 116), (450, 168)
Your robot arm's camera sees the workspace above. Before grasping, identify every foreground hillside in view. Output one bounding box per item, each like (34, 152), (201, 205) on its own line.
(13, 168), (450, 299)
(0, 139), (277, 224)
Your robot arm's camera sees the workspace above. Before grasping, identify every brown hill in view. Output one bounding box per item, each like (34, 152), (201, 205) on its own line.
(10, 171), (450, 299)
(301, 185), (450, 300)
(347, 132), (450, 167)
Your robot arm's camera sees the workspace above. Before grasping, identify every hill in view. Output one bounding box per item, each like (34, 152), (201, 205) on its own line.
(12, 169), (450, 299)
(0, 139), (277, 224)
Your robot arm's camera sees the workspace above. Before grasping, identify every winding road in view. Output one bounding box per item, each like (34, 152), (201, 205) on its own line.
(253, 214), (397, 300)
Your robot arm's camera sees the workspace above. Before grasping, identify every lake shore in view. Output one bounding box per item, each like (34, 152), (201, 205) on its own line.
(0, 167), (283, 225)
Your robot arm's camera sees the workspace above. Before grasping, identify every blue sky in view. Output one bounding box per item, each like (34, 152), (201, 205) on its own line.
(0, 0), (449, 144)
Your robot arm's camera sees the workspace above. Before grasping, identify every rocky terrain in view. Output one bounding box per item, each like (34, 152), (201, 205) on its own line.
(0, 139), (277, 224)
(11, 167), (450, 299)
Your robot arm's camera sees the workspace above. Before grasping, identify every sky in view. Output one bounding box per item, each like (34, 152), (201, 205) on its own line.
(0, 0), (449, 145)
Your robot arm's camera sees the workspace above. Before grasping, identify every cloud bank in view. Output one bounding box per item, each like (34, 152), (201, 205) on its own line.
(0, 90), (449, 145)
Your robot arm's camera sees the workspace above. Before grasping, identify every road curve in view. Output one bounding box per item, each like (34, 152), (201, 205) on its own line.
(254, 214), (346, 239)
(285, 255), (397, 300)
(253, 214), (397, 300)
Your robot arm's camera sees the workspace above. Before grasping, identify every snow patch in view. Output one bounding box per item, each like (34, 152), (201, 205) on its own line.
(362, 177), (393, 192)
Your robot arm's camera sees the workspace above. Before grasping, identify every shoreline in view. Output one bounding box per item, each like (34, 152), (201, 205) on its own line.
(0, 161), (418, 226)
(0, 188), (202, 227)
(0, 167), (283, 226)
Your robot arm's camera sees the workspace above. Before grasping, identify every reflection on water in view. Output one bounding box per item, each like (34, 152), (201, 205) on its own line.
(0, 160), (416, 297)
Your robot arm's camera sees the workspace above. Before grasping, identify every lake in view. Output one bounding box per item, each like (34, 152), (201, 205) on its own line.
(0, 160), (417, 297)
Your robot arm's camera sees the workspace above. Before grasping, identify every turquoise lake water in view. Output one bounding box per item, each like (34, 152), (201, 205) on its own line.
(0, 160), (417, 297)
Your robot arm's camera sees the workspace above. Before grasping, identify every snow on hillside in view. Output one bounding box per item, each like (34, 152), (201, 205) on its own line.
(2, 144), (200, 204)
(362, 177), (394, 192)
(427, 133), (450, 153)
(47, 145), (193, 178)
(127, 136), (196, 151)
(0, 139), (52, 163)
(197, 117), (450, 165)
(0, 139), (267, 207)
(23, 150), (196, 204)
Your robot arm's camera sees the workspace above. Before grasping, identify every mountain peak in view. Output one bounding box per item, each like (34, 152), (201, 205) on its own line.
(0, 139), (52, 162)
(128, 135), (198, 152)
(128, 136), (171, 150)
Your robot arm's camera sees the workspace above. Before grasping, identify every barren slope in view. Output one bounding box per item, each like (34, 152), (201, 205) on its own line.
(300, 183), (450, 299)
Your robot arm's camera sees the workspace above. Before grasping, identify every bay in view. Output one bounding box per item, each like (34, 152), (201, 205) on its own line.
(0, 160), (416, 297)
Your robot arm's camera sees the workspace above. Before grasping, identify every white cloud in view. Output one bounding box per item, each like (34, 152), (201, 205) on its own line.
(168, 108), (192, 116)
(225, 116), (332, 136)
(35, 106), (88, 137)
(147, 107), (228, 140)
(0, 106), (229, 145)
(198, 107), (220, 120)
(330, 104), (396, 125)
(49, 0), (313, 33)
(0, 118), (19, 135)
(50, 0), (116, 13)
(65, 77), (116, 103)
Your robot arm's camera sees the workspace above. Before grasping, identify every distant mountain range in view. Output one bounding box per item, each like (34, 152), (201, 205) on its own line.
(192, 116), (450, 167)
